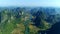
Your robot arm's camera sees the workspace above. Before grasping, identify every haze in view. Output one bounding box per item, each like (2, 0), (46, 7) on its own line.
(0, 0), (60, 7)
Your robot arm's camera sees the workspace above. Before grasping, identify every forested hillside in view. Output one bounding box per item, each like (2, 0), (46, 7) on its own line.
(0, 7), (60, 34)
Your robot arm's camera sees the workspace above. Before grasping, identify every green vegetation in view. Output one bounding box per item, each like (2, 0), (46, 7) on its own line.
(0, 7), (53, 34)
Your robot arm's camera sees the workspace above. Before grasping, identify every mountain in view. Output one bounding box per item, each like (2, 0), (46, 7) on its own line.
(0, 7), (60, 34)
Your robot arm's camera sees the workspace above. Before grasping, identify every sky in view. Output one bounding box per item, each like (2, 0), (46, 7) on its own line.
(0, 0), (60, 7)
